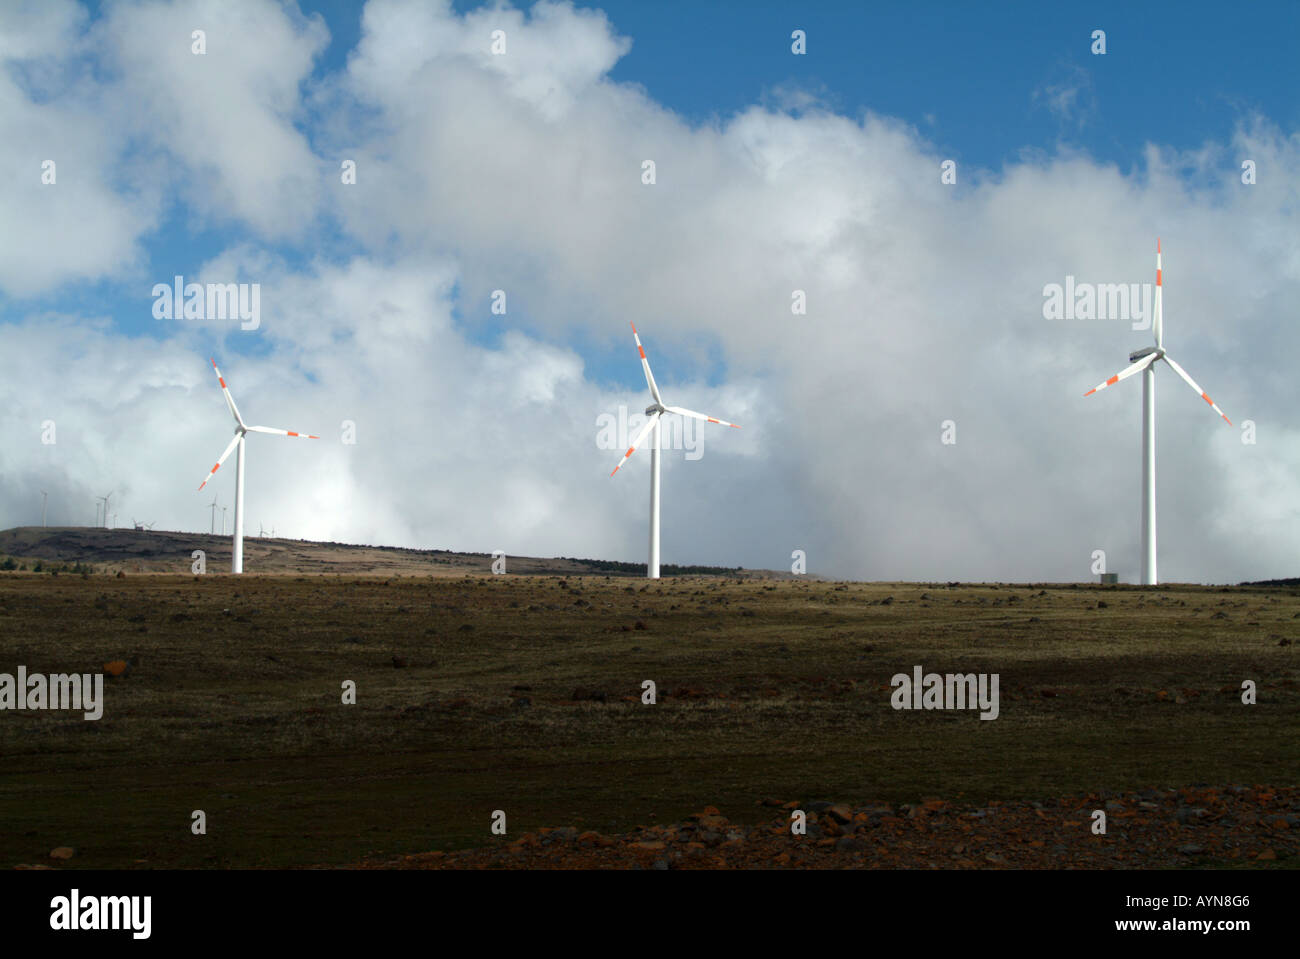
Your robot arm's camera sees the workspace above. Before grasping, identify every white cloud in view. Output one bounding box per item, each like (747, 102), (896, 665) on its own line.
(1, 0), (1297, 582)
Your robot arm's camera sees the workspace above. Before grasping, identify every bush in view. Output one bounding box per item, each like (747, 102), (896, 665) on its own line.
(0, 557), (17, 571)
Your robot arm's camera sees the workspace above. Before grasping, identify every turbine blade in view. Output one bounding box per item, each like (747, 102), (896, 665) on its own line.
(630, 322), (663, 405)
(664, 405), (740, 428)
(1162, 354), (1232, 425)
(246, 425), (320, 438)
(211, 358), (245, 427)
(1154, 237), (1163, 350)
(1083, 353), (1156, 397)
(197, 433), (242, 491)
(610, 410), (661, 476)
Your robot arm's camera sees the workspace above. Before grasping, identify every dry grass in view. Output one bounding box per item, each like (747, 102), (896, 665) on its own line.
(0, 573), (1296, 868)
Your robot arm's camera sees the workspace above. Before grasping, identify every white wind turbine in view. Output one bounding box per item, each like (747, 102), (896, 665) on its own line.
(610, 323), (740, 579)
(1084, 239), (1232, 585)
(197, 358), (318, 573)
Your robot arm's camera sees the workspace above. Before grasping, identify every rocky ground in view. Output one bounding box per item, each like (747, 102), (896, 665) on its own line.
(354, 785), (1299, 869)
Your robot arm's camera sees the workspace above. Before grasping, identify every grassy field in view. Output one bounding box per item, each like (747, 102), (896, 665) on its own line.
(0, 572), (1296, 868)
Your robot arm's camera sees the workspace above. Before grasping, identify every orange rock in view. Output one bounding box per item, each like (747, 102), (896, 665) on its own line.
(1256, 849), (1276, 860)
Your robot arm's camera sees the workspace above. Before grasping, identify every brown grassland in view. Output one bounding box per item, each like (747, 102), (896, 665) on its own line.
(0, 558), (1296, 869)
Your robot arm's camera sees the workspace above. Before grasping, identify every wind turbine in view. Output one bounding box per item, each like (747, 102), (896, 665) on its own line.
(610, 323), (739, 579)
(197, 358), (318, 573)
(1084, 239), (1232, 585)
(96, 492), (111, 528)
(209, 493), (219, 534)
(41, 491), (47, 528)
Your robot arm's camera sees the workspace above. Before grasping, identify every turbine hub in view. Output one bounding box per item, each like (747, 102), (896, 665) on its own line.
(645, 403), (665, 416)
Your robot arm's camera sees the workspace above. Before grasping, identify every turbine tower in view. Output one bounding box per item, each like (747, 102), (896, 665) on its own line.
(41, 490), (47, 527)
(198, 358), (318, 573)
(209, 493), (219, 534)
(1084, 239), (1232, 585)
(610, 323), (739, 578)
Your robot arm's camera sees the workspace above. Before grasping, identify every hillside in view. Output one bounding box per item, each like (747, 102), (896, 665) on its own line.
(0, 526), (794, 579)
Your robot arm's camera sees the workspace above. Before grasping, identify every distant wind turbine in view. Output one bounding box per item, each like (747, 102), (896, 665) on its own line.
(209, 492), (220, 534)
(197, 358), (318, 573)
(41, 490), (47, 528)
(610, 323), (739, 579)
(1084, 239), (1233, 585)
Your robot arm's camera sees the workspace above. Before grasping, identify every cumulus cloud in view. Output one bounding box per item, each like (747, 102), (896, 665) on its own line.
(1, 0), (1297, 582)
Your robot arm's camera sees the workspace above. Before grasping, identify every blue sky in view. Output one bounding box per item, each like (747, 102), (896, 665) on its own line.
(3, 0), (1298, 580)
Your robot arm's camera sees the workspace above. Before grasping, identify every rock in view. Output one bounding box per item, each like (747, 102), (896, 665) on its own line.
(1177, 844), (1203, 855)
(826, 803), (853, 823)
(1256, 848), (1277, 861)
(103, 659), (135, 678)
(651, 859), (669, 870)
(634, 841), (666, 851)
(49, 847), (75, 860)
